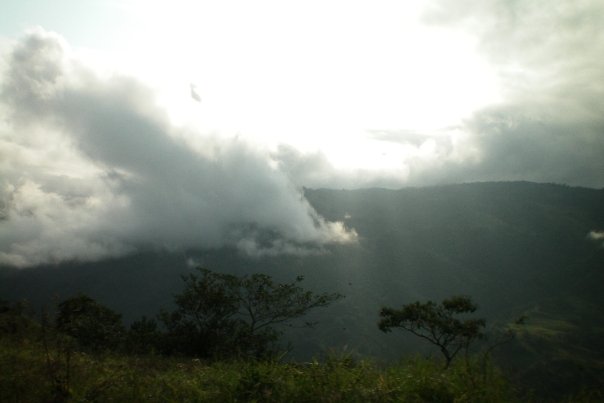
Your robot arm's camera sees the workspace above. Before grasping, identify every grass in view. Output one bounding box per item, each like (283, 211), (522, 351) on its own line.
(2, 309), (601, 402)
(1, 337), (515, 403)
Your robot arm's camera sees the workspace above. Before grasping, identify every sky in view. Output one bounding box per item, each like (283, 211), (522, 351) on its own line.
(1, 0), (603, 267)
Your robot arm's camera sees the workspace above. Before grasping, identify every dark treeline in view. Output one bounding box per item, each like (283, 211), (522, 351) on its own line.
(2, 267), (603, 402)
(0, 267), (520, 403)
(1, 268), (341, 360)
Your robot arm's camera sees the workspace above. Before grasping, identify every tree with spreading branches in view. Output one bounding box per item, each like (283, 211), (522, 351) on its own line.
(378, 296), (485, 368)
(161, 268), (342, 359)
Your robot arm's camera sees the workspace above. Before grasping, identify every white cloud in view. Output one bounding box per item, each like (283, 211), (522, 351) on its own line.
(588, 231), (604, 248)
(412, 0), (604, 187)
(2, 5), (602, 266)
(272, 0), (604, 189)
(0, 29), (356, 268)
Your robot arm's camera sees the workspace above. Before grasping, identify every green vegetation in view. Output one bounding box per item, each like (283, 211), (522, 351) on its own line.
(378, 296), (485, 368)
(159, 268), (342, 359)
(1, 334), (513, 402)
(0, 284), (516, 402)
(0, 275), (512, 402)
(56, 294), (125, 352)
(2, 276), (603, 401)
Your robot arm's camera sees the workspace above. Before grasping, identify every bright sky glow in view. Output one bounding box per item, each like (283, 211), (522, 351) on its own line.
(1, 0), (501, 170)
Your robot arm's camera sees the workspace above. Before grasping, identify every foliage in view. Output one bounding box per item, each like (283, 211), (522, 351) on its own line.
(0, 299), (37, 341)
(1, 332), (515, 402)
(55, 294), (125, 351)
(126, 316), (162, 354)
(161, 267), (343, 359)
(2, 292), (602, 401)
(379, 296), (486, 368)
(159, 268), (241, 357)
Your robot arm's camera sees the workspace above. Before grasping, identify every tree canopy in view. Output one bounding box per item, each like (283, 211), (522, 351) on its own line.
(161, 267), (342, 359)
(55, 294), (124, 351)
(378, 296), (485, 368)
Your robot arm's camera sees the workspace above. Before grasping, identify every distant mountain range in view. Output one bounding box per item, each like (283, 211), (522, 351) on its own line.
(2, 181), (604, 396)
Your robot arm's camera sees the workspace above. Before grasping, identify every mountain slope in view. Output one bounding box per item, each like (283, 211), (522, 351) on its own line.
(2, 181), (603, 396)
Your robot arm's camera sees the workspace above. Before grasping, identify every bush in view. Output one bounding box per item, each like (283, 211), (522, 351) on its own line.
(55, 294), (125, 351)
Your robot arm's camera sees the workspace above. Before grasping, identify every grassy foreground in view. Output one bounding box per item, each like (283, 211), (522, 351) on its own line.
(1, 337), (516, 403)
(4, 340), (604, 401)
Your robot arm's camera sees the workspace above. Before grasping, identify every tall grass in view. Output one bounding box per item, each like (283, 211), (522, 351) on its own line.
(1, 336), (517, 402)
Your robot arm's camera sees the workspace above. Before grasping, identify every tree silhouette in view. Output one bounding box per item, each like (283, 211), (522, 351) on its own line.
(55, 294), (124, 351)
(378, 296), (485, 368)
(161, 267), (342, 359)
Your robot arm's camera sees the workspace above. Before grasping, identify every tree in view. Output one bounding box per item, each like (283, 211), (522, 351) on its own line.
(55, 294), (124, 351)
(159, 269), (241, 357)
(161, 267), (342, 359)
(236, 272), (342, 358)
(378, 296), (485, 368)
(126, 316), (161, 354)
(0, 299), (35, 339)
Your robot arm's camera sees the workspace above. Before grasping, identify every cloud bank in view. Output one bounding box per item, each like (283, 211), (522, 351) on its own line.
(2, 2), (603, 267)
(0, 29), (356, 268)
(273, 0), (604, 189)
(416, 0), (604, 187)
